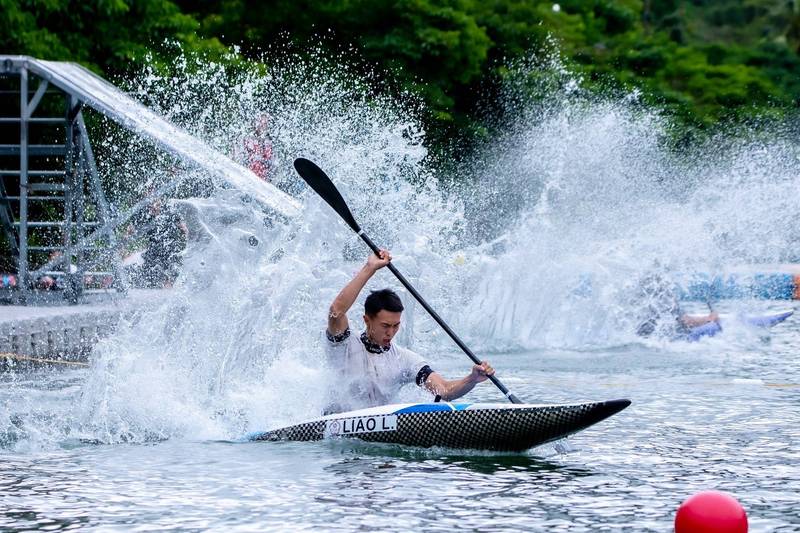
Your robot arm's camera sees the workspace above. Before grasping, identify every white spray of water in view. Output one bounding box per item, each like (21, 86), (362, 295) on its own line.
(457, 52), (800, 350)
(74, 51), (467, 444)
(3, 48), (799, 450)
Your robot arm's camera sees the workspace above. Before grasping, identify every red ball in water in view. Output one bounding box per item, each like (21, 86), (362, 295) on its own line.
(675, 491), (748, 533)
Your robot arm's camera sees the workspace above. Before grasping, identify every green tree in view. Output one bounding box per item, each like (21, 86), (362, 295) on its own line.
(0, 0), (227, 75)
(3, 0), (799, 146)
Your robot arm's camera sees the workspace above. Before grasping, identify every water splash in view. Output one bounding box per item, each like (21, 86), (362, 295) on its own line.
(3, 47), (799, 450)
(71, 50), (465, 445)
(457, 52), (800, 350)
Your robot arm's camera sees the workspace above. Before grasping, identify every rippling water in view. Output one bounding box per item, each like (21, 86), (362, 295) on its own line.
(2, 301), (798, 531)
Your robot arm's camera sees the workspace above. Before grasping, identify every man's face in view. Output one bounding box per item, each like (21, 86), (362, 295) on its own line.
(364, 310), (402, 347)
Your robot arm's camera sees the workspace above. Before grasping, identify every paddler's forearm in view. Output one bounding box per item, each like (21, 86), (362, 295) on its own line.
(427, 375), (479, 402)
(330, 264), (377, 318)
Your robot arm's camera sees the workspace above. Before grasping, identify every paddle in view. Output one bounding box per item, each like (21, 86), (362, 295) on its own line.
(294, 157), (523, 404)
(704, 280), (720, 327)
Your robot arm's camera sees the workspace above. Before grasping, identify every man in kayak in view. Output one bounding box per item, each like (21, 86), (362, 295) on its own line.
(635, 272), (718, 337)
(326, 249), (494, 411)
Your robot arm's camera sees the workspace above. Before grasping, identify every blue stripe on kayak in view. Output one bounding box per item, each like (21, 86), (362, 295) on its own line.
(393, 404), (470, 414)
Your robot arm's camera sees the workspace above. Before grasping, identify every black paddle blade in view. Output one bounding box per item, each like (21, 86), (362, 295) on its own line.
(294, 158), (361, 233)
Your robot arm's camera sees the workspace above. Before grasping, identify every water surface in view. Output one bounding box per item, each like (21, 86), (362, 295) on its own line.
(2, 304), (798, 531)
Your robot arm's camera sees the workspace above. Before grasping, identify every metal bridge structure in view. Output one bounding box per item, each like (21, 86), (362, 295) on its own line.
(0, 55), (299, 304)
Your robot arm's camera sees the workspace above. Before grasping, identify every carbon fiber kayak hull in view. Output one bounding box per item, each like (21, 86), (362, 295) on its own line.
(246, 399), (631, 452)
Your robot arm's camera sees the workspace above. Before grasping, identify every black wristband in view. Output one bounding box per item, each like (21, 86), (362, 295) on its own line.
(326, 327), (350, 343)
(415, 364), (434, 386)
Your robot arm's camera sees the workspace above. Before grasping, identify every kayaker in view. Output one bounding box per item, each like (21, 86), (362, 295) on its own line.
(635, 272), (718, 337)
(325, 249), (494, 412)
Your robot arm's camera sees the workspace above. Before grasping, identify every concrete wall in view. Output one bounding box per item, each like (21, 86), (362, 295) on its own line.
(0, 289), (163, 364)
(0, 310), (121, 361)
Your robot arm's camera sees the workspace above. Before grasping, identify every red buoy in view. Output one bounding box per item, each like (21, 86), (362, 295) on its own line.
(675, 491), (748, 532)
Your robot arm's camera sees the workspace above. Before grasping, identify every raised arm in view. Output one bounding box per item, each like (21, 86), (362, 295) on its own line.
(327, 250), (392, 336)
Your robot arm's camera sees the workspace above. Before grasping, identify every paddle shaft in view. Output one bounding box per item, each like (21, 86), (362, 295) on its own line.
(358, 231), (522, 404)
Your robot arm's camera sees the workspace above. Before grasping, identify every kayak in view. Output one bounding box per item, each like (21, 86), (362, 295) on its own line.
(246, 399), (631, 452)
(684, 310), (794, 342)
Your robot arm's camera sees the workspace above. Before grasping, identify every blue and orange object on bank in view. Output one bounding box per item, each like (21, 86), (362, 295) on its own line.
(680, 270), (800, 301)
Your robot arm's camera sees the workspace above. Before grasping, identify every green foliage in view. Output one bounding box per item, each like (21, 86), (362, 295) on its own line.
(0, 0), (227, 75)
(3, 0), (799, 145)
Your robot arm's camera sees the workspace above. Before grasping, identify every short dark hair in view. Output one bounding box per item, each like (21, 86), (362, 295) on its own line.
(364, 289), (404, 317)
